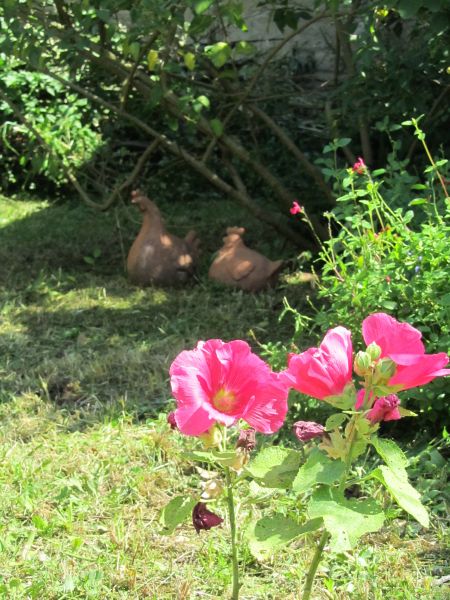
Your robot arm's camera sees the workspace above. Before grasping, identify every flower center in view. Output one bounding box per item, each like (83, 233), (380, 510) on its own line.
(212, 388), (237, 413)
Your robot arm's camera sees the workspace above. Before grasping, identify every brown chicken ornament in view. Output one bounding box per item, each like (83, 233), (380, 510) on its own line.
(208, 227), (283, 292)
(127, 190), (200, 286)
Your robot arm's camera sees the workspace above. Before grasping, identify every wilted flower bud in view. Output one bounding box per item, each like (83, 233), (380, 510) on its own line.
(373, 357), (397, 384)
(167, 411), (178, 430)
(199, 425), (222, 449)
(201, 479), (224, 500)
(236, 428), (256, 452)
(192, 502), (223, 533)
(293, 421), (326, 442)
(366, 342), (382, 361)
(354, 351), (372, 376)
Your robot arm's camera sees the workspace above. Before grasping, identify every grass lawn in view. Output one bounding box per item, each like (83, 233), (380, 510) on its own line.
(0, 195), (448, 599)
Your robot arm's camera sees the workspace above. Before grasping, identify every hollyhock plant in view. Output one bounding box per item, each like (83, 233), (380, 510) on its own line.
(281, 326), (353, 400)
(362, 313), (450, 391)
(169, 339), (289, 436)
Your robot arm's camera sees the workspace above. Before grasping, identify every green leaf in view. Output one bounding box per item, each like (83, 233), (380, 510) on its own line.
(370, 437), (428, 527)
(234, 41), (255, 56)
(246, 515), (323, 560)
(325, 413), (347, 430)
(292, 449), (345, 494)
(398, 407), (417, 418)
(371, 466), (429, 528)
(183, 52), (196, 71)
(246, 447), (302, 488)
(194, 0), (214, 14)
(186, 449), (238, 467)
(209, 118), (224, 137)
(159, 496), (197, 535)
(204, 42), (231, 68)
(371, 437), (408, 472)
(147, 49), (158, 71)
(308, 487), (385, 552)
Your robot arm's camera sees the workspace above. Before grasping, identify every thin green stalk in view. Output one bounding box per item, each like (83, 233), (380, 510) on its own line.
(225, 468), (239, 599)
(302, 529), (329, 600)
(302, 416), (358, 598)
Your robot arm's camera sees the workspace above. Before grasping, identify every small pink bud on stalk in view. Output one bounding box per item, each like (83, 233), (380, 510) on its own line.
(290, 200), (303, 215)
(352, 157), (367, 174)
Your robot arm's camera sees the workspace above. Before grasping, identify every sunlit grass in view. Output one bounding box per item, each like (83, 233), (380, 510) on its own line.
(0, 196), (447, 598)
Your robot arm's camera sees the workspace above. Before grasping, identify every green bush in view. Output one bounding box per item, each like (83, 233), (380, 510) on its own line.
(280, 125), (449, 434)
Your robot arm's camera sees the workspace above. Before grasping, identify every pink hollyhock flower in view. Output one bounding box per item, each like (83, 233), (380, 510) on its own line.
(362, 313), (450, 391)
(293, 421), (326, 442)
(290, 201), (303, 215)
(352, 157), (366, 174)
(192, 502), (223, 533)
(281, 327), (353, 400)
(169, 339), (289, 436)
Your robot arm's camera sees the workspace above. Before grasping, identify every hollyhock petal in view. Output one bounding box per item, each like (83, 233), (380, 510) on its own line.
(362, 313), (424, 362)
(282, 327), (353, 400)
(241, 377), (289, 434)
(390, 352), (450, 390)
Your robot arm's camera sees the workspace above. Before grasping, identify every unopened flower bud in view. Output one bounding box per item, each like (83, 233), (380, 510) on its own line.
(192, 502), (223, 533)
(354, 351), (372, 376)
(236, 428), (256, 452)
(366, 342), (382, 361)
(167, 411), (178, 430)
(373, 357), (397, 384)
(366, 394), (401, 423)
(293, 421), (326, 442)
(201, 479), (224, 500)
(199, 425), (222, 449)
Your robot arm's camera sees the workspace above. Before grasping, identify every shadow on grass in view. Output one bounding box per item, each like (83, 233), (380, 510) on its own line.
(0, 196), (316, 432)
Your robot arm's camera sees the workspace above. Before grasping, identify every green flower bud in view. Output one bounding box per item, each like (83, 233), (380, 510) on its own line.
(373, 357), (397, 384)
(366, 342), (382, 361)
(354, 351), (372, 376)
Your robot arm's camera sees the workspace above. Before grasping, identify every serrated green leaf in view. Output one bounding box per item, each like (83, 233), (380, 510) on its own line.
(159, 496), (197, 535)
(292, 449), (345, 494)
(246, 447), (302, 488)
(371, 437), (408, 472)
(371, 466), (429, 528)
(246, 515), (323, 560)
(308, 487), (385, 552)
(325, 413), (347, 431)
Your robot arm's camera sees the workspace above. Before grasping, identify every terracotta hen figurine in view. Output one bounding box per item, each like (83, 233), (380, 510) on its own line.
(208, 227), (283, 292)
(127, 190), (200, 286)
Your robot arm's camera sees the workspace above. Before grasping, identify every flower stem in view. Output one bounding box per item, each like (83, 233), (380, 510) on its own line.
(225, 468), (240, 599)
(302, 529), (329, 600)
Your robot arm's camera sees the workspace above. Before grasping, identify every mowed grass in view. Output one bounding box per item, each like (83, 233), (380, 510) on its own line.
(0, 195), (448, 599)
